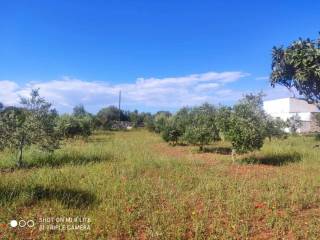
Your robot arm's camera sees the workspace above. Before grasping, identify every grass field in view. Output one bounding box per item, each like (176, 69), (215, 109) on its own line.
(0, 130), (319, 239)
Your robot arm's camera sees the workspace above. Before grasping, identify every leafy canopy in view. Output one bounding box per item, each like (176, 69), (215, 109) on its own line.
(161, 118), (182, 145)
(223, 94), (266, 153)
(0, 89), (60, 166)
(271, 35), (320, 104)
(182, 104), (220, 151)
(96, 106), (128, 129)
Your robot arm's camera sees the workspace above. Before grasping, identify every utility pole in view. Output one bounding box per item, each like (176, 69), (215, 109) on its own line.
(118, 90), (122, 122)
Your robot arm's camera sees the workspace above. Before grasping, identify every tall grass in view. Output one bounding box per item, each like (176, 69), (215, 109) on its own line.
(0, 130), (319, 239)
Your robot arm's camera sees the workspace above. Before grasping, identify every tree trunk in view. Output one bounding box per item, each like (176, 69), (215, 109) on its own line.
(199, 145), (203, 152)
(231, 149), (236, 163)
(17, 137), (24, 168)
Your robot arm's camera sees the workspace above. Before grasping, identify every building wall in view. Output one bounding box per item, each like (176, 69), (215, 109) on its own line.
(263, 98), (290, 119)
(263, 98), (320, 133)
(289, 98), (319, 113)
(310, 113), (320, 132)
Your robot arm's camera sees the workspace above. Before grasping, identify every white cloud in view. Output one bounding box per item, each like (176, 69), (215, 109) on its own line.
(195, 83), (220, 92)
(255, 76), (269, 81)
(0, 80), (20, 105)
(0, 71), (249, 112)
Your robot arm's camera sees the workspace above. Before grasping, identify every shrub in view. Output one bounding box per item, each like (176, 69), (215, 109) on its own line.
(95, 106), (128, 130)
(264, 116), (287, 141)
(182, 104), (220, 151)
(144, 115), (156, 132)
(154, 112), (170, 133)
(222, 94), (266, 154)
(161, 118), (182, 145)
(57, 115), (92, 139)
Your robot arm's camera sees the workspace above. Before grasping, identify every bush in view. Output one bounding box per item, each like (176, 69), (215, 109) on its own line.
(95, 106), (128, 130)
(154, 112), (170, 133)
(264, 116), (287, 141)
(57, 115), (92, 139)
(182, 104), (220, 151)
(144, 115), (156, 132)
(222, 94), (266, 154)
(226, 115), (264, 153)
(161, 119), (182, 145)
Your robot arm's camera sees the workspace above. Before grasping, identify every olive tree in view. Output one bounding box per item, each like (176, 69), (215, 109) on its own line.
(0, 90), (60, 167)
(216, 106), (232, 140)
(183, 104), (220, 151)
(154, 112), (171, 133)
(160, 107), (192, 145)
(222, 94), (266, 154)
(264, 116), (287, 141)
(161, 118), (182, 145)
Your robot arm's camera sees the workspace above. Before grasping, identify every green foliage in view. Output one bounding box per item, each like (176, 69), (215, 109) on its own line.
(264, 116), (287, 141)
(172, 107), (193, 134)
(0, 89), (60, 166)
(271, 35), (320, 104)
(127, 110), (150, 127)
(216, 106), (232, 140)
(144, 115), (156, 131)
(223, 94), (266, 154)
(128, 110), (140, 127)
(154, 112), (171, 133)
(57, 114), (92, 139)
(73, 104), (88, 117)
(95, 106), (128, 129)
(58, 104), (93, 139)
(182, 104), (220, 151)
(161, 118), (182, 145)
(0, 131), (319, 239)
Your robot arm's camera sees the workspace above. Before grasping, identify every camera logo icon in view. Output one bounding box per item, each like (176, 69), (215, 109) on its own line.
(10, 219), (35, 228)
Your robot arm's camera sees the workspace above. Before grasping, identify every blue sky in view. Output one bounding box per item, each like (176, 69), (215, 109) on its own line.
(0, 0), (319, 113)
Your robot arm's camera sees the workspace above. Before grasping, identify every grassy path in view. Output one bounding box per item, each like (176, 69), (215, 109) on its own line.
(0, 130), (319, 239)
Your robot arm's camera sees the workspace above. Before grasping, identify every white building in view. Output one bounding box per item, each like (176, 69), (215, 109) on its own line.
(263, 97), (320, 133)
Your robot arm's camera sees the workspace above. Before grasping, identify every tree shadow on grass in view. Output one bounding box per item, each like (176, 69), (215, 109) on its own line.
(0, 185), (97, 208)
(203, 146), (232, 155)
(31, 186), (97, 208)
(240, 152), (302, 166)
(0, 151), (114, 172)
(25, 152), (113, 169)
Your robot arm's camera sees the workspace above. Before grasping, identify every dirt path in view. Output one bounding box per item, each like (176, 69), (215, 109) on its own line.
(152, 142), (219, 166)
(152, 142), (281, 180)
